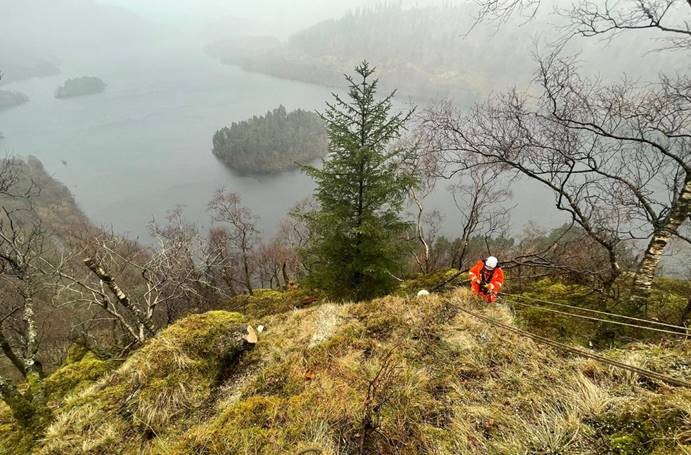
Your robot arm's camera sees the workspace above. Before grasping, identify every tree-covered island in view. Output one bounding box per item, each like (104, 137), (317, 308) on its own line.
(54, 76), (106, 99)
(212, 105), (327, 174)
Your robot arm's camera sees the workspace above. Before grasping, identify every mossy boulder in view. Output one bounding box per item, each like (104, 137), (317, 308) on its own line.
(0, 352), (115, 455)
(39, 311), (254, 454)
(0, 403), (34, 455)
(225, 288), (322, 319)
(44, 352), (118, 404)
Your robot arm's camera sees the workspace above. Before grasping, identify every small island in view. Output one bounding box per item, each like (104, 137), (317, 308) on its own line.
(54, 76), (106, 99)
(212, 105), (328, 174)
(0, 90), (29, 110)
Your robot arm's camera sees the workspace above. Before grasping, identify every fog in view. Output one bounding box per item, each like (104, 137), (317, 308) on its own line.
(99, 0), (369, 38)
(0, 0), (688, 277)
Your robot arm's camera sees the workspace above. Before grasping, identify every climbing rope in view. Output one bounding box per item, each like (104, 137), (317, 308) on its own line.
(502, 292), (689, 331)
(503, 296), (689, 337)
(446, 298), (691, 389)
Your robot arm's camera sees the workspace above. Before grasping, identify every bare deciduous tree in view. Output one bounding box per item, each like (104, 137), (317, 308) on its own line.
(401, 132), (443, 274)
(0, 161), (54, 425)
(437, 0), (691, 310)
(536, 54), (690, 307)
(425, 97), (629, 291)
(449, 166), (512, 270)
(476, 0), (691, 51)
(564, 0), (691, 51)
(147, 210), (226, 322)
(208, 189), (260, 295)
(52, 211), (226, 349)
(473, 0), (542, 24)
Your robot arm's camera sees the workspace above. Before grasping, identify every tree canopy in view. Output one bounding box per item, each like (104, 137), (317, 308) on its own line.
(212, 105), (327, 174)
(301, 62), (416, 300)
(54, 76), (106, 99)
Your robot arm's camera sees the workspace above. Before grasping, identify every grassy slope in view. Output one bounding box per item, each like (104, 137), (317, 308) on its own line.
(1, 287), (689, 455)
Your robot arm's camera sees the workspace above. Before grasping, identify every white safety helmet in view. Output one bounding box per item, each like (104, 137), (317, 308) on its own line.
(485, 256), (498, 270)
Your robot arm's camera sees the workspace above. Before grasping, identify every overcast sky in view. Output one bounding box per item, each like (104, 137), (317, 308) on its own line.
(97, 0), (369, 37)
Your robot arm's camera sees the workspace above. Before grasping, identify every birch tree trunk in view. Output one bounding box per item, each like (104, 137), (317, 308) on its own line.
(21, 290), (41, 377)
(631, 174), (691, 309)
(410, 189), (431, 274)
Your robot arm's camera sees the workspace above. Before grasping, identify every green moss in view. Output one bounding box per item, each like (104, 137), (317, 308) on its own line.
(397, 268), (463, 296)
(35, 311), (253, 454)
(44, 352), (118, 403)
(173, 395), (289, 454)
(608, 433), (646, 455)
(590, 392), (691, 455)
(225, 289), (323, 319)
(64, 345), (89, 364)
(0, 422), (33, 455)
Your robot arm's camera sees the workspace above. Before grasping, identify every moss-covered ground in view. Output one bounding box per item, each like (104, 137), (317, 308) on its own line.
(1, 279), (689, 454)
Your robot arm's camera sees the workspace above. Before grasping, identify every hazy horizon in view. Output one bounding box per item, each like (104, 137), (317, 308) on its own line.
(0, 0), (688, 273)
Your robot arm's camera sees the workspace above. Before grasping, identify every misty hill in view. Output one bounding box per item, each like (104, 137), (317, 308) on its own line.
(2, 285), (689, 453)
(206, 3), (682, 103)
(0, 90), (29, 110)
(212, 105), (328, 174)
(0, 0), (169, 76)
(54, 77), (107, 99)
(0, 57), (60, 85)
(202, 4), (539, 102)
(0, 157), (91, 239)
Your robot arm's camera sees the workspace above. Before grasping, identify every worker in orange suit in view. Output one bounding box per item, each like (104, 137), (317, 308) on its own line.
(468, 256), (504, 303)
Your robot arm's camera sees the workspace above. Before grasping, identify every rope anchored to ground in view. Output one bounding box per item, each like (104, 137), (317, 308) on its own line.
(444, 298), (691, 389)
(501, 292), (689, 332)
(502, 296), (690, 337)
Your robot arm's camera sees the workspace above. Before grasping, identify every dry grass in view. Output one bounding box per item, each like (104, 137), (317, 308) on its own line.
(3, 289), (689, 454)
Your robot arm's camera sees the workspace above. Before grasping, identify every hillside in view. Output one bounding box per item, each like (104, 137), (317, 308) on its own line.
(0, 53), (60, 85)
(0, 157), (92, 238)
(2, 286), (689, 454)
(0, 90), (29, 110)
(0, 0), (167, 63)
(205, 4), (683, 104)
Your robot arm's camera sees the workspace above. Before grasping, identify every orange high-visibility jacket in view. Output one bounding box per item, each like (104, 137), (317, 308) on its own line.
(468, 259), (505, 295)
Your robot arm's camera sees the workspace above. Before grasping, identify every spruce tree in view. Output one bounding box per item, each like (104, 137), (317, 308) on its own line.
(302, 61), (416, 300)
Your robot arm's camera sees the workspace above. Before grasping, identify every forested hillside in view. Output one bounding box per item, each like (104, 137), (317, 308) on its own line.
(205, 3), (681, 102)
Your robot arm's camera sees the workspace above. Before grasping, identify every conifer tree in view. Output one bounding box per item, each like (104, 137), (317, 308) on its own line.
(302, 61), (416, 300)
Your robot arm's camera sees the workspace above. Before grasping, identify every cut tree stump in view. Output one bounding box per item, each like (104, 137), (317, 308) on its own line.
(244, 325), (258, 344)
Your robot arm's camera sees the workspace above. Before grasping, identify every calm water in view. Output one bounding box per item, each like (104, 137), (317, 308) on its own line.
(0, 45), (560, 241)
